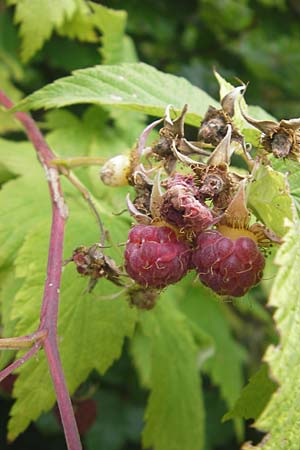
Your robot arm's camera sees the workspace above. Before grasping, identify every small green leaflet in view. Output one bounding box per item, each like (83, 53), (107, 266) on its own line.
(88, 2), (131, 64)
(243, 224), (300, 450)
(223, 364), (277, 422)
(139, 295), (205, 450)
(247, 164), (294, 237)
(8, 0), (78, 62)
(16, 62), (219, 126)
(271, 158), (300, 215)
(56, 0), (97, 43)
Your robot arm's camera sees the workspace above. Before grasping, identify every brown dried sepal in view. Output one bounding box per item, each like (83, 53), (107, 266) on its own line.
(133, 184), (153, 216)
(69, 244), (124, 292)
(127, 286), (159, 310)
(249, 223), (283, 247)
(240, 108), (300, 161)
(152, 104), (187, 157)
(198, 106), (243, 147)
(193, 163), (241, 212)
(128, 169), (153, 216)
(262, 125), (300, 161)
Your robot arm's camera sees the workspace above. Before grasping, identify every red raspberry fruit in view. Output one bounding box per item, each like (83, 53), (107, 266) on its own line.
(192, 230), (265, 297)
(125, 224), (191, 288)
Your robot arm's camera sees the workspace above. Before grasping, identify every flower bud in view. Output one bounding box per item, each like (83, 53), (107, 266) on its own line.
(100, 154), (130, 187)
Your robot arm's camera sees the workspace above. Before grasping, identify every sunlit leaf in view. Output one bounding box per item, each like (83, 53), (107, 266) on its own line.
(223, 364), (277, 422)
(140, 295), (205, 450)
(247, 164), (294, 236)
(243, 224), (300, 449)
(16, 63), (219, 126)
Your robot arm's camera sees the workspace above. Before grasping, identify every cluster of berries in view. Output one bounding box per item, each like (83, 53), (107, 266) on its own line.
(124, 173), (265, 298)
(97, 86), (283, 302)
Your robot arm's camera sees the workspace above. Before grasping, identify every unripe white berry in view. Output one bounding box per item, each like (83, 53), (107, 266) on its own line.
(100, 154), (130, 187)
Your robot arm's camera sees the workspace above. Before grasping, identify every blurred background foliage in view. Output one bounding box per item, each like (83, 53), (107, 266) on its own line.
(2, 0), (300, 120)
(0, 0), (295, 449)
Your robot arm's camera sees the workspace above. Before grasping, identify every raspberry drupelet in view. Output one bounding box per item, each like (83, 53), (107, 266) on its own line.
(125, 224), (191, 288)
(192, 229), (265, 297)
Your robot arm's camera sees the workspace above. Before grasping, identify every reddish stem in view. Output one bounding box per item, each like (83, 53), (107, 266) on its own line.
(0, 343), (42, 383)
(0, 92), (82, 450)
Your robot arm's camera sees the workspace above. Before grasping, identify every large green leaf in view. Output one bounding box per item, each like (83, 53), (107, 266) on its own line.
(179, 283), (246, 414)
(178, 281), (246, 440)
(0, 130), (137, 439)
(247, 164), (294, 237)
(139, 295), (205, 450)
(7, 207), (137, 440)
(16, 63), (219, 126)
(243, 224), (300, 449)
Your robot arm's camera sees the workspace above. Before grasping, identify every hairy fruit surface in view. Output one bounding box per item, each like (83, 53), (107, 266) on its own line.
(125, 225), (191, 288)
(161, 173), (216, 233)
(192, 230), (265, 297)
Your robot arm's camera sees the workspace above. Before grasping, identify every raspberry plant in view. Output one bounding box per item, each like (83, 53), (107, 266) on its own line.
(0, 2), (300, 450)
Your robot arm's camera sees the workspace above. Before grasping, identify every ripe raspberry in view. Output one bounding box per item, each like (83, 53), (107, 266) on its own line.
(192, 230), (265, 297)
(125, 224), (191, 288)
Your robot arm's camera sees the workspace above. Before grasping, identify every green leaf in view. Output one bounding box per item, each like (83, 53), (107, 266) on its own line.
(244, 224), (300, 450)
(223, 364), (277, 422)
(271, 158), (300, 215)
(0, 138), (39, 176)
(57, 0), (97, 43)
(16, 63), (219, 126)
(0, 174), (50, 268)
(179, 282), (246, 435)
(0, 131), (137, 439)
(89, 2), (129, 64)
(7, 206), (137, 440)
(130, 328), (152, 388)
(9, 0), (78, 62)
(247, 164), (294, 237)
(139, 295), (205, 450)
(0, 269), (22, 370)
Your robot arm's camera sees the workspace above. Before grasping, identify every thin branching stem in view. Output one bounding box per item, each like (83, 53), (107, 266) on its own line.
(0, 343), (43, 383)
(51, 156), (105, 168)
(0, 330), (47, 350)
(59, 168), (106, 245)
